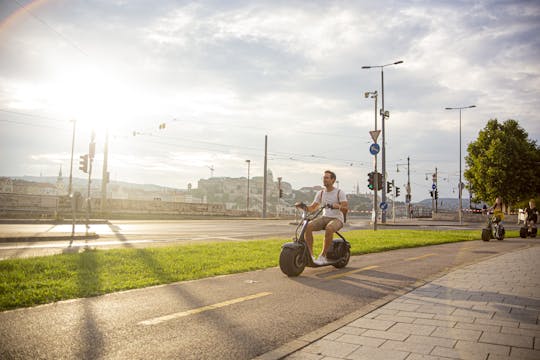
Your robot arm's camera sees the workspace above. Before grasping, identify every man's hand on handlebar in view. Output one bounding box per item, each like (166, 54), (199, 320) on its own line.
(294, 202), (308, 210)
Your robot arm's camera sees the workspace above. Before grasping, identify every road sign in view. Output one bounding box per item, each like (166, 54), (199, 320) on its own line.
(432, 183), (436, 190)
(379, 201), (388, 210)
(369, 143), (380, 155)
(369, 130), (381, 142)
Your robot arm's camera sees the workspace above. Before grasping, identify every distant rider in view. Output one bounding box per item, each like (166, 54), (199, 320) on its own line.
(524, 199), (538, 226)
(487, 197), (505, 225)
(295, 170), (348, 265)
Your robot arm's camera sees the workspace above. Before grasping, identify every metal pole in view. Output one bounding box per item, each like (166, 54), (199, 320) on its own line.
(86, 156), (92, 236)
(262, 135), (267, 218)
(407, 156), (411, 218)
(458, 109), (462, 224)
(69, 119), (76, 237)
(68, 119), (76, 195)
(86, 132), (95, 236)
(392, 179), (396, 223)
(373, 94), (378, 231)
(435, 167), (438, 213)
(246, 160), (250, 216)
(381, 68), (386, 223)
(277, 176), (282, 218)
(100, 129), (109, 217)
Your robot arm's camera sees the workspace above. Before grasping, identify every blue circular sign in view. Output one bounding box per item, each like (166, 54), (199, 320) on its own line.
(369, 143), (380, 155)
(432, 183), (437, 190)
(379, 201), (388, 210)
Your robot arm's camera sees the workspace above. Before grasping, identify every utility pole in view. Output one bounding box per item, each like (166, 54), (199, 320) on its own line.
(100, 129), (109, 217)
(262, 135), (267, 218)
(68, 119), (76, 195)
(406, 156), (411, 218)
(245, 159), (250, 216)
(68, 119), (76, 237)
(86, 132), (95, 236)
(277, 176), (282, 218)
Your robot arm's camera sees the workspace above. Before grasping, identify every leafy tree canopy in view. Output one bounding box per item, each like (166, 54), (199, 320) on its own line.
(464, 119), (540, 208)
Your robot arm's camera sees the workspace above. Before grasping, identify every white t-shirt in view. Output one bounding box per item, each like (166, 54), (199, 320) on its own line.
(313, 188), (347, 222)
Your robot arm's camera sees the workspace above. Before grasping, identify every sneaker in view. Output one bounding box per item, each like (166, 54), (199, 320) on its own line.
(315, 255), (328, 265)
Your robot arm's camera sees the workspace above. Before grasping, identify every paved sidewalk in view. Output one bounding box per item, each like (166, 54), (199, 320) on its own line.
(269, 245), (540, 360)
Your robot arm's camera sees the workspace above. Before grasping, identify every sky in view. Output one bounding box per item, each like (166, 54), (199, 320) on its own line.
(0, 0), (539, 202)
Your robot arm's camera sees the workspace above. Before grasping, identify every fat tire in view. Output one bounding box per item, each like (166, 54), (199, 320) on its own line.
(520, 227), (528, 238)
(497, 227), (505, 241)
(279, 247), (306, 277)
(333, 248), (350, 269)
(481, 228), (491, 242)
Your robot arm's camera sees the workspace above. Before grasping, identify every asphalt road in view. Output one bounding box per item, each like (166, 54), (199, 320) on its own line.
(0, 218), (501, 259)
(1, 237), (537, 359)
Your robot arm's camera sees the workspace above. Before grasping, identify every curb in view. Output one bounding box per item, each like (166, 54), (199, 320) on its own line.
(0, 233), (99, 242)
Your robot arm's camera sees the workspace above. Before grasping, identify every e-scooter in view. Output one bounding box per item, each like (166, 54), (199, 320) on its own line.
(482, 212), (505, 241)
(520, 216), (537, 238)
(279, 203), (350, 277)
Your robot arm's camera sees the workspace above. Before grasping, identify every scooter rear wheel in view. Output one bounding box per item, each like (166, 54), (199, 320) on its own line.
(333, 248), (350, 269)
(520, 227), (528, 238)
(279, 247), (307, 277)
(496, 227), (505, 241)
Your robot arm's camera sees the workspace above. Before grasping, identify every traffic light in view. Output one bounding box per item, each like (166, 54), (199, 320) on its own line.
(435, 190), (438, 200)
(429, 190), (434, 198)
(367, 172), (374, 190)
(396, 187), (400, 197)
(376, 173), (383, 191)
(79, 154), (88, 173)
(387, 181), (393, 193)
(279, 189), (283, 198)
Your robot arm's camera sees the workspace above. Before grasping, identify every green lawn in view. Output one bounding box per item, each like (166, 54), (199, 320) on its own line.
(0, 229), (518, 311)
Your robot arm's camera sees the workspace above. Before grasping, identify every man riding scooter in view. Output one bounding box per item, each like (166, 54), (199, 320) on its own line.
(295, 170), (348, 265)
(521, 199), (538, 238)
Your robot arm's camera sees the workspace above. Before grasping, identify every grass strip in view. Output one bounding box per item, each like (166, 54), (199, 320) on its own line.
(0, 229), (518, 311)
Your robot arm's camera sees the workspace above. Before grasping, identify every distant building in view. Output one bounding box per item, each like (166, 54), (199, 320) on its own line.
(197, 169), (293, 213)
(0, 177), (13, 193)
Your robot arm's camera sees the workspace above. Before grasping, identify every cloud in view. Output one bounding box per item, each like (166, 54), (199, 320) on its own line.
(0, 0), (538, 198)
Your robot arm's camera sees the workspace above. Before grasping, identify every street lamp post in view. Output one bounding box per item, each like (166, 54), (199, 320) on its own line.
(445, 105), (476, 224)
(245, 159), (251, 216)
(365, 90), (378, 230)
(362, 60), (403, 223)
(396, 156), (411, 218)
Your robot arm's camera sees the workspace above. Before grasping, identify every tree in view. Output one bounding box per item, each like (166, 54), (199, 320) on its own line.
(464, 119), (540, 209)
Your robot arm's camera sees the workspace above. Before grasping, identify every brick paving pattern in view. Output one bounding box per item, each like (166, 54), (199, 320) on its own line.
(285, 245), (540, 360)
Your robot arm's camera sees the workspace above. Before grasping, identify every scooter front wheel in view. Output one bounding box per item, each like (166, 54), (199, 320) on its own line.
(481, 228), (491, 242)
(279, 246), (307, 277)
